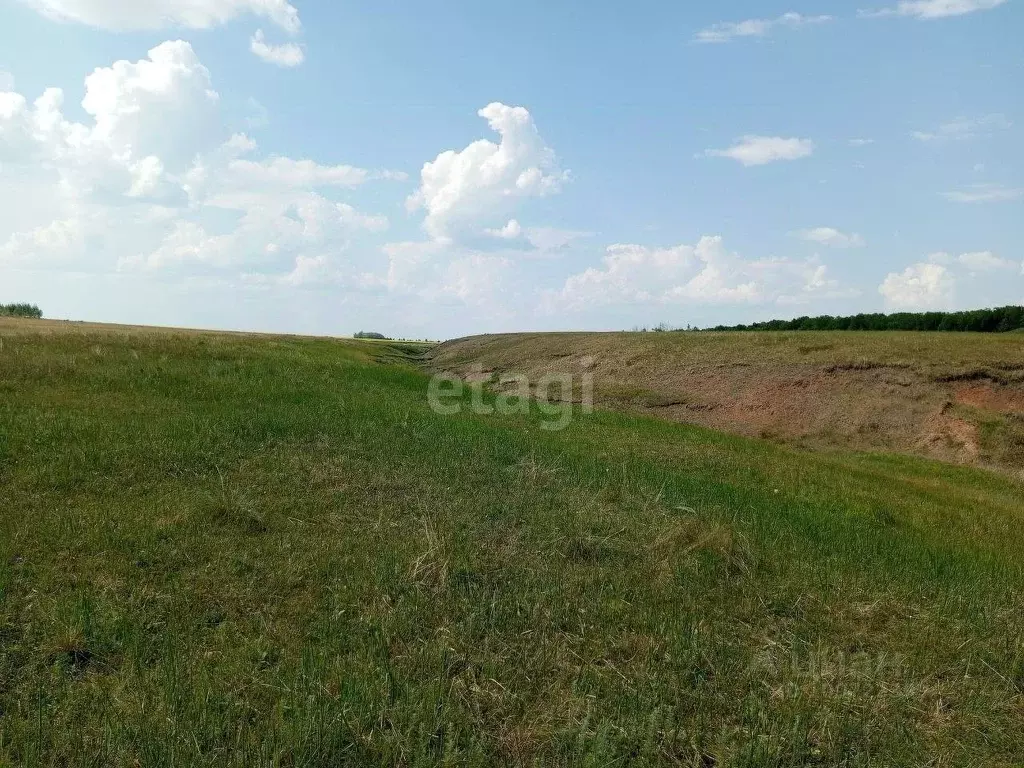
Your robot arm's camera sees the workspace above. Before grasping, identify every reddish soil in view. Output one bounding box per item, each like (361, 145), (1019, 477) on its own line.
(955, 384), (1024, 415)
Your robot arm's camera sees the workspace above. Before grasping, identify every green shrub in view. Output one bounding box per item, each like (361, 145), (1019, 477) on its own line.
(0, 303), (43, 319)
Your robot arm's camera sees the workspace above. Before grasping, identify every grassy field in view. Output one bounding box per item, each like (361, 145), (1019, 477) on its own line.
(2, 319), (1024, 766)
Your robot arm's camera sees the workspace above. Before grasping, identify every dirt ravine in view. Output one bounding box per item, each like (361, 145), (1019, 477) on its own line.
(427, 332), (1024, 472)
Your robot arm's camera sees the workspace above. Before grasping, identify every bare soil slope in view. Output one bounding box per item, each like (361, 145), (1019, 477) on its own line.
(428, 331), (1024, 472)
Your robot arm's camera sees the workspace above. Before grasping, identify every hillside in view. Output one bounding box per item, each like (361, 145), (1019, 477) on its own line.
(2, 318), (1024, 765)
(429, 331), (1024, 473)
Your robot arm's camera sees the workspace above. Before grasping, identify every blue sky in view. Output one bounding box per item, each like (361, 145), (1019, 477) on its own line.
(1, 0), (1021, 338)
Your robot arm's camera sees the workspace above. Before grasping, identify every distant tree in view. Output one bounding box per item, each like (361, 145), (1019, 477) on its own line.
(354, 331), (391, 340)
(699, 306), (1024, 334)
(0, 303), (43, 319)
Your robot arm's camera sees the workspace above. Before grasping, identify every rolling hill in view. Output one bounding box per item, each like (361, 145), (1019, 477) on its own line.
(429, 331), (1024, 473)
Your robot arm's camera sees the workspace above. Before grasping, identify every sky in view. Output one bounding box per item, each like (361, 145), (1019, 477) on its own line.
(0, 0), (1022, 339)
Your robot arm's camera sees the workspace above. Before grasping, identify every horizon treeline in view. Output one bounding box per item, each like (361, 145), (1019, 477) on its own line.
(0, 303), (43, 319)
(704, 306), (1024, 334)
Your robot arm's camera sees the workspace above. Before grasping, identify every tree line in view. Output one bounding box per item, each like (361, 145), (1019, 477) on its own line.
(0, 303), (43, 319)
(705, 306), (1024, 333)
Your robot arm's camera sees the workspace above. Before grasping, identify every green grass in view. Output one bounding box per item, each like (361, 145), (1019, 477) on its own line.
(2, 322), (1024, 766)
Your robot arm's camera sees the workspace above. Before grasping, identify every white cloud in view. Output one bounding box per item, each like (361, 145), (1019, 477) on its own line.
(0, 216), (87, 266)
(0, 41), (401, 286)
(122, 194), (389, 274)
(705, 135), (814, 166)
(485, 219), (523, 240)
(861, 0), (1007, 18)
(957, 251), (1015, 271)
(221, 156), (375, 189)
(795, 227), (865, 248)
(0, 40), (219, 229)
(943, 183), (1023, 203)
(695, 12), (832, 43)
(379, 222), (594, 312)
(912, 114), (1011, 142)
(407, 102), (569, 242)
(379, 240), (442, 294)
(879, 263), (954, 309)
(555, 236), (842, 309)
(777, 264), (850, 305)
(439, 254), (514, 305)
(524, 227), (592, 252)
(127, 155), (166, 197)
(479, 221), (595, 254)
(848, 138), (875, 146)
(250, 29), (305, 67)
(374, 239), (519, 309)
(16, 0), (301, 32)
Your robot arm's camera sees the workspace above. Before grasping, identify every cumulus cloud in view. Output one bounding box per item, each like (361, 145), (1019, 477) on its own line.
(485, 219), (523, 240)
(81, 40), (221, 165)
(860, 0), (1007, 18)
(795, 227), (865, 248)
(694, 12), (832, 43)
(879, 263), (954, 309)
(250, 29), (305, 67)
(0, 41), (400, 286)
(943, 183), (1023, 203)
(704, 136), (814, 166)
(912, 114), (1011, 142)
(16, 0), (301, 32)
(957, 251), (1015, 271)
(407, 102), (569, 242)
(555, 236), (842, 309)
(0, 40), (219, 240)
